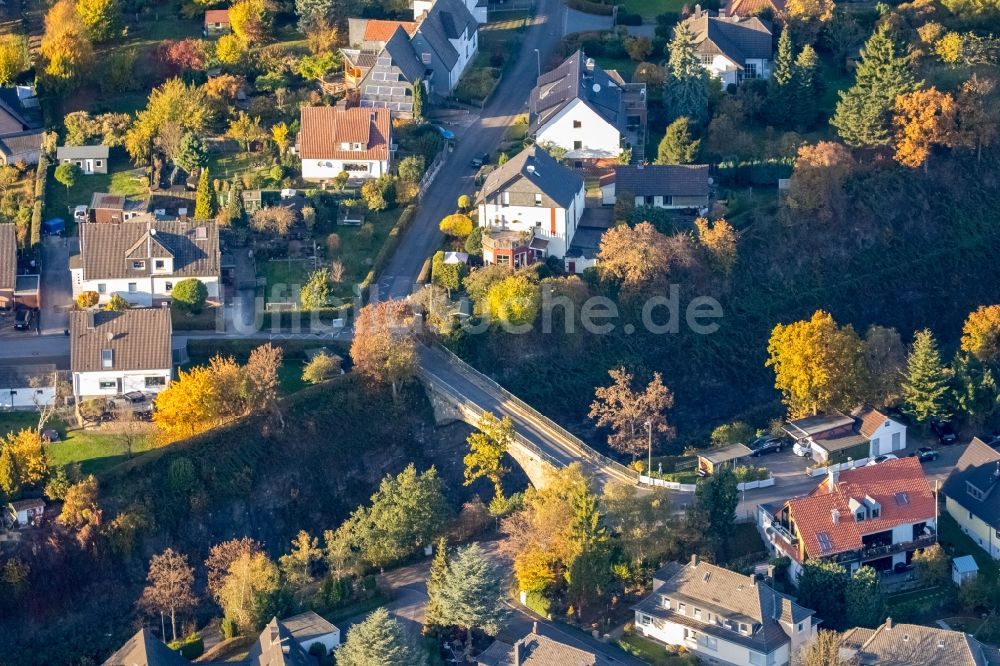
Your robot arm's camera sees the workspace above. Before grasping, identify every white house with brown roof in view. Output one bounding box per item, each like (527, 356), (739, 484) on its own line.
(632, 556), (817, 666)
(783, 408), (906, 463)
(758, 457), (937, 581)
(685, 8), (773, 86)
(71, 220), (221, 307)
(70, 308), (173, 400)
(204, 8), (231, 35)
(298, 106), (392, 182)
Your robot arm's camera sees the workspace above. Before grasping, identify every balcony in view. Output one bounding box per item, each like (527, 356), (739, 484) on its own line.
(829, 533), (937, 565)
(482, 227), (533, 251)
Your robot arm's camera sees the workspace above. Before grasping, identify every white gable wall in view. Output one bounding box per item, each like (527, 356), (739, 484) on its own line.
(634, 612), (791, 666)
(535, 98), (621, 159)
(71, 269), (220, 307)
(302, 157), (388, 181)
(868, 419), (907, 456)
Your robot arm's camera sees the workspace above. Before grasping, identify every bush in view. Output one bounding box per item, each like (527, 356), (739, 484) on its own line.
(75, 291), (99, 309)
(454, 68), (499, 103)
(523, 590), (552, 618)
(168, 633), (203, 660)
(221, 617), (239, 639)
(567, 0), (614, 16)
(308, 642), (327, 657)
(617, 11), (643, 25)
(172, 278), (208, 314)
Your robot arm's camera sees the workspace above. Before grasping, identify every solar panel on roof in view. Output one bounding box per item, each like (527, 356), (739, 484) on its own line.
(895, 492), (909, 505)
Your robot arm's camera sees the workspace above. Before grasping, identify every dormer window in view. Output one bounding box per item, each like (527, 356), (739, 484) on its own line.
(352, 142), (364, 151)
(534, 193), (542, 207)
(132, 260), (145, 270)
(660, 595), (670, 609)
(678, 602), (686, 615)
(340, 142), (351, 150)
(968, 482), (985, 500)
(101, 349), (113, 369)
(856, 511), (865, 522)
(739, 622), (750, 635)
(155, 260), (165, 270)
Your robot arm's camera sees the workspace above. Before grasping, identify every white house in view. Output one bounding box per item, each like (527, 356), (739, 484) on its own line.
(855, 407), (907, 457)
(7, 498), (44, 528)
(600, 164), (711, 210)
(530, 51), (646, 164)
(0, 364), (57, 409)
(783, 409), (906, 463)
(633, 555), (817, 666)
(686, 8), (773, 87)
(410, 0), (479, 96)
(758, 458), (937, 581)
(69, 308), (173, 400)
(476, 145), (585, 266)
(298, 106), (392, 182)
(280, 611), (341, 655)
(56, 145), (109, 175)
(71, 220), (221, 308)
(413, 0), (486, 24)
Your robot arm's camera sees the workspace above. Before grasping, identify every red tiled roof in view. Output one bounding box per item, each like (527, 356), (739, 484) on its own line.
(725, 0), (786, 16)
(857, 407), (890, 439)
(363, 20), (417, 42)
(298, 107), (390, 162)
(789, 457), (935, 558)
(204, 9), (230, 24)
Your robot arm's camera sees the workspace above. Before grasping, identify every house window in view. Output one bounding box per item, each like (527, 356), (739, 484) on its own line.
(155, 260), (165, 270)
(678, 603), (687, 614)
(638, 614), (651, 626)
(421, 52), (432, 64)
(98, 380), (116, 390)
(132, 261), (145, 270)
(700, 54), (713, 65)
(573, 140), (582, 150)
(704, 636), (718, 651)
(749, 651), (764, 666)
(739, 623), (750, 635)
(968, 482), (985, 500)
(573, 120), (582, 128)
(145, 376), (166, 388)
(95, 160), (102, 167)
(101, 349), (113, 369)
(534, 193), (542, 207)
(165, 282), (173, 291)
(97, 283), (106, 294)
(744, 62), (759, 79)
(128, 283), (137, 292)
(502, 192), (509, 206)
(694, 608), (703, 621)
(645, 195), (654, 205)
(660, 596), (670, 609)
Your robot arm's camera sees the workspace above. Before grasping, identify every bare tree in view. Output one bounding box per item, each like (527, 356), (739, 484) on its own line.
(245, 343), (283, 422)
(588, 367), (675, 460)
(330, 260), (345, 283)
(113, 405), (151, 459)
(797, 629), (854, 666)
(140, 548), (197, 642)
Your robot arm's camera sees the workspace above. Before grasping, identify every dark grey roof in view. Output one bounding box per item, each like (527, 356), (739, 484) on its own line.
(384, 26), (426, 83)
(102, 628), (189, 666)
(846, 620), (990, 666)
(942, 438), (1000, 530)
(57, 145), (110, 160)
(0, 223), (14, 291)
(634, 558), (813, 654)
(415, 0), (476, 71)
(0, 363), (56, 388)
(565, 226), (606, 259)
(279, 611), (338, 648)
(0, 129), (43, 158)
(530, 51), (625, 135)
(478, 145), (584, 208)
(477, 633), (605, 665)
(687, 13), (772, 64)
(613, 165), (710, 197)
(70, 308), (173, 374)
(0, 87), (41, 130)
(78, 220), (220, 281)
(247, 618), (315, 666)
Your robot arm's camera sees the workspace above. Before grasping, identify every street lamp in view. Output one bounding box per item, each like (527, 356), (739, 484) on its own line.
(533, 48), (540, 78)
(646, 420), (652, 482)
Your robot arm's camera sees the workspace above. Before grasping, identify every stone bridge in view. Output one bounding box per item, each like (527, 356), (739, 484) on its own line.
(417, 345), (637, 489)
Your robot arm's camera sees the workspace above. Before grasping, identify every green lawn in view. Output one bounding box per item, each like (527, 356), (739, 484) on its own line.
(595, 57), (636, 82)
(617, 634), (697, 665)
(44, 152), (149, 235)
(939, 512), (1000, 578)
(620, 0), (688, 20)
(0, 412), (158, 477)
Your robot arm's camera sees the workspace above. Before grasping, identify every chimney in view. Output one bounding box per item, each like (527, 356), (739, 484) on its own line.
(86, 312), (95, 329)
(827, 468), (839, 487)
(885, 617), (893, 630)
(749, 572), (757, 587)
(831, 509), (840, 525)
(719, 7), (726, 17)
(532, 621), (538, 635)
(691, 553), (700, 566)
(585, 57), (595, 71)
(514, 640), (521, 666)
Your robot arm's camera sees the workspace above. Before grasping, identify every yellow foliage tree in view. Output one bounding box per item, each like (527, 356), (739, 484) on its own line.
(766, 310), (866, 417)
(152, 366), (220, 441)
(39, 0), (93, 87)
(271, 122), (290, 154)
(439, 213), (474, 237)
(961, 304), (1000, 363)
(2, 428), (48, 488)
(215, 33), (246, 66)
(935, 32), (963, 63)
(124, 78), (213, 164)
(0, 35), (29, 86)
(485, 274), (541, 329)
(694, 217), (737, 274)
(228, 0), (270, 46)
(58, 475), (101, 527)
(893, 87), (956, 169)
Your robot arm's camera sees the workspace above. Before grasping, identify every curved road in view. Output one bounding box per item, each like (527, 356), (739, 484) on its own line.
(377, 0), (568, 301)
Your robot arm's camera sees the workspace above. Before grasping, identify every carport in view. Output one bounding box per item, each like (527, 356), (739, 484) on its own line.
(698, 443), (753, 476)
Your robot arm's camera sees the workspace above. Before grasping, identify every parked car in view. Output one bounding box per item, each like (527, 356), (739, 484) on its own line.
(931, 419), (958, 445)
(470, 153), (489, 169)
(893, 562), (909, 574)
(792, 440), (812, 457)
(910, 447), (939, 463)
(866, 454), (899, 466)
(73, 205), (88, 222)
(13, 308), (33, 330)
(749, 436), (785, 456)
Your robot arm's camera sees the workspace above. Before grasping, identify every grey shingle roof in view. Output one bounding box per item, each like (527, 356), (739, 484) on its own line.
(0, 87), (41, 130)
(384, 26), (427, 83)
(478, 145), (584, 208)
(530, 51), (625, 135)
(634, 557), (812, 654)
(102, 628), (189, 666)
(0, 129), (43, 158)
(70, 308), (173, 374)
(57, 145), (110, 160)
(247, 617), (315, 666)
(613, 165), (710, 197)
(0, 223), (14, 291)
(78, 220), (220, 281)
(279, 611), (338, 648)
(0, 363), (56, 388)
(847, 620), (990, 666)
(415, 0), (476, 71)
(477, 632), (606, 665)
(687, 13), (772, 64)
(942, 437), (1000, 530)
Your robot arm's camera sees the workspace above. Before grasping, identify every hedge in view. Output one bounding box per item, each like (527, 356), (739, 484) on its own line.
(360, 204), (418, 292)
(30, 154), (49, 248)
(616, 11), (643, 25)
(523, 591), (552, 619)
(567, 0), (615, 15)
(168, 633), (204, 660)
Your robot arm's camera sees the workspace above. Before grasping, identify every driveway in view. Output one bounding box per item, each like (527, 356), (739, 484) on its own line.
(563, 7), (612, 34)
(40, 235), (73, 335)
(376, 0), (567, 301)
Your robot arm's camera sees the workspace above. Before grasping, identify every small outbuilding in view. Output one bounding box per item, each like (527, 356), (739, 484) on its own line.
(56, 145), (109, 175)
(280, 611), (340, 654)
(952, 555), (979, 586)
(7, 498), (45, 528)
(698, 443), (753, 476)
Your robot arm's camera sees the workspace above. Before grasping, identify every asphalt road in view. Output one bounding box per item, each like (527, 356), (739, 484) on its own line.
(377, 0), (567, 301)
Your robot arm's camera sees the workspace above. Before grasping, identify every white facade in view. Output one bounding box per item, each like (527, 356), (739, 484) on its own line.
(445, 30), (478, 91)
(535, 99), (622, 160)
(867, 418), (907, 457)
(71, 271), (220, 308)
(635, 616), (793, 666)
(298, 628), (340, 654)
(0, 385), (54, 409)
(301, 157), (389, 182)
(701, 53), (771, 87)
(73, 368), (171, 399)
(478, 186), (585, 260)
(600, 182), (694, 210)
(414, 0), (486, 24)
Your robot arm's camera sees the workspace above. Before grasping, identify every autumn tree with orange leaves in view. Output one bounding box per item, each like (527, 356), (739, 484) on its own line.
(893, 87), (956, 169)
(589, 367), (675, 459)
(351, 301), (417, 399)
